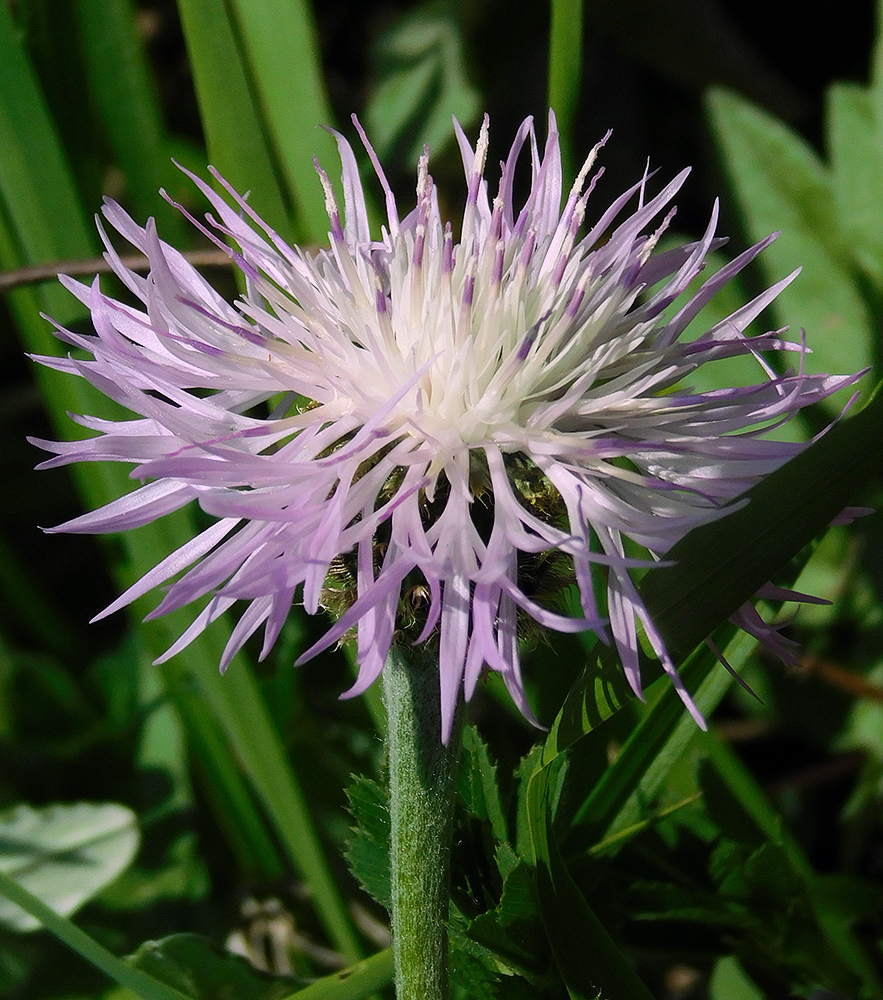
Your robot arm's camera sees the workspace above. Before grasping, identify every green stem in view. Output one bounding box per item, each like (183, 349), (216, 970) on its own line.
(382, 646), (461, 1000)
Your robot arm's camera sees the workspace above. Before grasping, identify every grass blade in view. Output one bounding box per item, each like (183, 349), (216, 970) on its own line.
(283, 948), (394, 999)
(547, 0), (583, 179)
(0, 868), (192, 1000)
(227, 0), (338, 241)
(176, 0), (292, 238)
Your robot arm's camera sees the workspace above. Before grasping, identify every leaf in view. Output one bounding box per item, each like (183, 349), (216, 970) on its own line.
(448, 940), (501, 1000)
(344, 776), (390, 909)
(697, 759), (767, 850)
(175, 0), (291, 238)
(706, 87), (874, 389)
(73, 0), (193, 244)
(526, 766), (655, 1000)
(0, 866), (190, 1000)
(827, 82), (883, 290)
(0, 0), (95, 324)
(709, 956), (763, 1000)
(640, 387), (883, 663)
(280, 948), (394, 999)
(548, 0), (583, 177)
(542, 649), (636, 761)
(626, 882), (747, 929)
(457, 725), (508, 843)
(366, 0), (481, 166)
(495, 861), (538, 929)
(700, 732), (883, 996)
(0, 802), (139, 932)
(132, 935), (396, 1000)
(568, 630), (751, 844)
(128, 934), (303, 1000)
(225, 0), (339, 241)
(742, 843), (803, 903)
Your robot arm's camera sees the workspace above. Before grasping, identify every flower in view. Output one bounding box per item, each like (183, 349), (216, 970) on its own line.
(32, 112), (858, 742)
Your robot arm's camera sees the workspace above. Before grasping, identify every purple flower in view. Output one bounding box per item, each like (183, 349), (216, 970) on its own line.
(32, 113), (858, 742)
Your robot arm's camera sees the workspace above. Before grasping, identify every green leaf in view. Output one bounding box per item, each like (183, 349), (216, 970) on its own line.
(741, 842), (803, 902)
(0, 802), (139, 932)
(176, 0), (291, 238)
(641, 388), (883, 662)
(570, 629), (753, 844)
(128, 934), (304, 1000)
(827, 82), (883, 290)
(464, 903), (545, 984)
(281, 948), (394, 999)
(225, 0), (339, 242)
(0, 867), (191, 1000)
(526, 765), (655, 1000)
(11, 0), (102, 212)
(74, 0), (190, 241)
(344, 776), (390, 909)
(706, 87), (874, 390)
(495, 861), (538, 929)
(121, 936), (394, 1000)
(542, 649), (636, 761)
(366, 0), (481, 166)
(700, 732), (883, 996)
(457, 725), (508, 843)
(448, 936), (503, 1000)
(0, 0), (96, 321)
(709, 956), (763, 1000)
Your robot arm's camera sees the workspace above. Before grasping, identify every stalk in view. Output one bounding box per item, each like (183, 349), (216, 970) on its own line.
(382, 646), (461, 1000)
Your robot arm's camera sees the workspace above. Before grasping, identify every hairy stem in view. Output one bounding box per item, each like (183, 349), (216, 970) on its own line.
(382, 646), (461, 1000)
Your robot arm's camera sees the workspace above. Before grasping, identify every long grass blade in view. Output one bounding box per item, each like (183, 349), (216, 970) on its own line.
(0, 868), (192, 1000)
(175, 0), (292, 238)
(226, 0), (338, 241)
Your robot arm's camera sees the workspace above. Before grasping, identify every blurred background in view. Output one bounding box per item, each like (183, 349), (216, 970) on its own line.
(1, 2), (883, 998)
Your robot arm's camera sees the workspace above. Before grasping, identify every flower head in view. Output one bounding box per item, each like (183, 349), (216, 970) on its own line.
(33, 113), (858, 741)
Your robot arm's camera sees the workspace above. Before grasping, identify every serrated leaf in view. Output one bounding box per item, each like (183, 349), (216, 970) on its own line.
(458, 726), (508, 843)
(448, 934), (501, 1000)
(493, 842), (520, 883)
(128, 933), (302, 1000)
(700, 732), (882, 995)
(706, 87), (873, 389)
(495, 862), (538, 929)
(0, 802), (139, 932)
(344, 777), (390, 909)
(465, 909), (545, 983)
